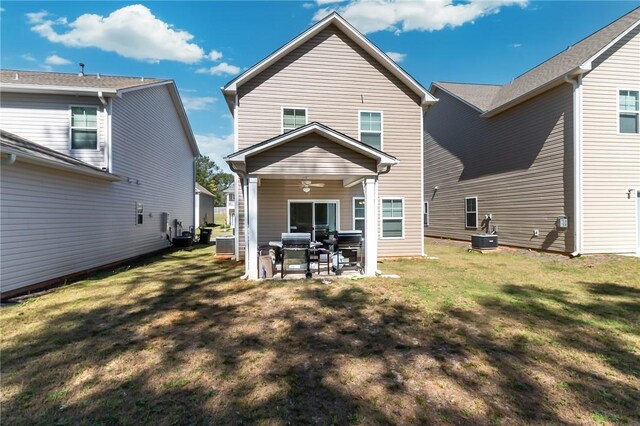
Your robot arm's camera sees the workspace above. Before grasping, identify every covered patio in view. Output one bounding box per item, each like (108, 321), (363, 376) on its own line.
(225, 122), (398, 279)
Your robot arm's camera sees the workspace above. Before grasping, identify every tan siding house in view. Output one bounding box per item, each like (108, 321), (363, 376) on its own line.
(222, 13), (435, 278)
(424, 7), (640, 255)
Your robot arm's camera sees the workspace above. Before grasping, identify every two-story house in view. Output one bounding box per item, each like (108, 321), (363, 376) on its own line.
(0, 70), (199, 297)
(424, 7), (640, 255)
(222, 13), (437, 278)
(224, 183), (236, 228)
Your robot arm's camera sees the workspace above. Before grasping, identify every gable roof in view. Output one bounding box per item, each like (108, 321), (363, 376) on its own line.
(432, 82), (502, 112)
(0, 129), (121, 181)
(221, 12), (437, 111)
(432, 7), (640, 117)
(225, 122), (398, 170)
(1, 69), (200, 156)
(196, 183), (215, 197)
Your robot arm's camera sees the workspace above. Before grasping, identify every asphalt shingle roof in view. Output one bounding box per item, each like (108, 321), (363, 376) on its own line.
(434, 7), (640, 114)
(1, 70), (167, 90)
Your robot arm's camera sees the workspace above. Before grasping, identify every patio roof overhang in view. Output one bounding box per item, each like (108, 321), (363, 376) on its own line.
(225, 122), (398, 182)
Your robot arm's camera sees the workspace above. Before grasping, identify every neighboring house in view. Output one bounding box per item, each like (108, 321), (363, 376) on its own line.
(195, 183), (215, 226)
(224, 183), (236, 228)
(424, 8), (640, 255)
(222, 12), (436, 278)
(0, 70), (199, 297)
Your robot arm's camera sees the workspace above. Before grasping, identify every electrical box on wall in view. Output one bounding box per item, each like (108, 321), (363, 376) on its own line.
(161, 212), (169, 233)
(556, 216), (569, 230)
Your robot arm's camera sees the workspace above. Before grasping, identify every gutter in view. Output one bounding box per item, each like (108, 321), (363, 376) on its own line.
(564, 73), (586, 257)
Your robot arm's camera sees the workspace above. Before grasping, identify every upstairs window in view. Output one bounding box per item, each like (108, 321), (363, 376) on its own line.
(71, 106), (98, 149)
(282, 108), (307, 132)
(619, 90), (639, 134)
(359, 111), (382, 149)
(465, 197), (478, 229)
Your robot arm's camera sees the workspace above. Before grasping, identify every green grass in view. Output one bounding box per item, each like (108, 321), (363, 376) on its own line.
(1, 239), (638, 425)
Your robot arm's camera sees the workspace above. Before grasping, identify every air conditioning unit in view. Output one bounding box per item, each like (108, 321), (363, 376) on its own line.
(471, 233), (498, 250)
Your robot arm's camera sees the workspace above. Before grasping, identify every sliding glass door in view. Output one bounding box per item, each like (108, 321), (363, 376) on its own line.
(289, 201), (338, 242)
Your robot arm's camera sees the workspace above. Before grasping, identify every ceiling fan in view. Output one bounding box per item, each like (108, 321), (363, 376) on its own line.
(300, 178), (325, 193)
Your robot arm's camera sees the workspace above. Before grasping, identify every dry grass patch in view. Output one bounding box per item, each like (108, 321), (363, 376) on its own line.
(1, 241), (639, 425)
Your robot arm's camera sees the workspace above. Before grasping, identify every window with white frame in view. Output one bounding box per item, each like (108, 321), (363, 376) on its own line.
(381, 198), (403, 238)
(424, 202), (429, 227)
(353, 197), (365, 236)
(465, 197), (478, 228)
(136, 202), (144, 225)
(619, 90), (639, 134)
(360, 111), (382, 149)
(70, 106), (98, 149)
(282, 108), (307, 132)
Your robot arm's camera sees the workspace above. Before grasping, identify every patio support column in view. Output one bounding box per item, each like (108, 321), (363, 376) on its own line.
(364, 176), (378, 276)
(247, 175), (259, 280)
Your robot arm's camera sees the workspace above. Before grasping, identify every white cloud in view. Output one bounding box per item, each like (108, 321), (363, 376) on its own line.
(385, 51), (406, 62)
(316, 0), (346, 4)
(314, 0), (527, 34)
(510, 43), (522, 48)
(181, 96), (217, 112)
(196, 62), (241, 76)
(45, 54), (71, 65)
(302, 3), (315, 9)
(195, 133), (234, 172)
(21, 53), (37, 62)
(207, 50), (223, 61)
(0, 7), (6, 12)
(26, 5), (205, 63)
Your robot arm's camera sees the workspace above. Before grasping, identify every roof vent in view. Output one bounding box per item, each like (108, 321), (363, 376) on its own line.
(140, 76), (144, 82)
(96, 72), (101, 79)
(14, 73), (19, 81)
(78, 63), (85, 76)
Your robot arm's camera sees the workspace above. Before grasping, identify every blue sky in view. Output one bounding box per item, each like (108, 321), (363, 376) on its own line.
(1, 1), (637, 171)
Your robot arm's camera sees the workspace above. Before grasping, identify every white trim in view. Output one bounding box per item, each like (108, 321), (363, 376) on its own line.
(636, 190), (640, 255)
(617, 87), (640, 135)
(226, 123), (398, 168)
(287, 199), (341, 241)
(358, 110), (383, 150)
(353, 196), (365, 232)
(380, 197), (405, 239)
(247, 176), (259, 279)
(464, 196), (478, 229)
(0, 84), (118, 96)
(420, 107), (426, 256)
(364, 178), (378, 276)
(221, 13), (436, 110)
(581, 20), (640, 70)
(115, 80), (173, 95)
(68, 104), (100, 151)
(281, 107), (308, 134)
(106, 98), (113, 173)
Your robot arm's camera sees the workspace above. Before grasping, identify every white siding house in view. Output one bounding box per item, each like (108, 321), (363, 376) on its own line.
(195, 183), (215, 226)
(0, 70), (199, 298)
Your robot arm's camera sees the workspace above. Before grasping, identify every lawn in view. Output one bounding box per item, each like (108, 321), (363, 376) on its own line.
(1, 239), (638, 425)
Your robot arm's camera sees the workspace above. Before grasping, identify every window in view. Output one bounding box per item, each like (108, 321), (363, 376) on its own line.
(381, 198), (403, 238)
(282, 108), (307, 132)
(136, 202), (144, 225)
(465, 197), (478, 228)
(619, 90), (639, 134)
(229, 193), (235, 202)
(359, 111), (382, 149)
(424, 202), (429, 227)
(353, 197), (365, 236)
(70, 106), (98, 149)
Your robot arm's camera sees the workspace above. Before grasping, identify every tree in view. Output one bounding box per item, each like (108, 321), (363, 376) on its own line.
(195, 155), (234, 207)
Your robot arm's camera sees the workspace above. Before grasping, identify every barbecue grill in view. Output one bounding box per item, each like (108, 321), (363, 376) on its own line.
(330, 230), (363, 274)
(280, 232), (312, 278)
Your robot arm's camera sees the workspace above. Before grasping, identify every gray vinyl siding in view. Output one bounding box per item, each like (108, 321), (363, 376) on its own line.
(0, 92), (107, 168)
(198, 193), (215, 226)
(236, 24), (423, 258)
(424, 85), (575, 252)
(246, 133), (377, 175)
(0, 84), (195, 294)
(581, 25), (640, 254)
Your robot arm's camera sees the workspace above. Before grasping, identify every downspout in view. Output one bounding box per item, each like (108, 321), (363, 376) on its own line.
(97, 92), (110, 172)
(564, 74), (584, 257)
